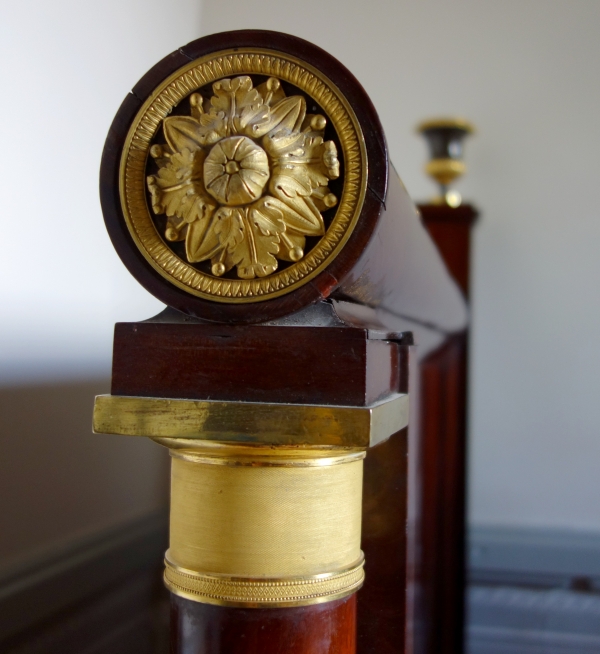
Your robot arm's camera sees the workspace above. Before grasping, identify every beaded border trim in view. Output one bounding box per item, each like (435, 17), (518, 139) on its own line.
(164, 554), (365, 607)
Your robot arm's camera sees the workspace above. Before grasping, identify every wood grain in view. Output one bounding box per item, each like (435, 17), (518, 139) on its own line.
(112, 322), (402, 407)
(170, 594), (357, 654)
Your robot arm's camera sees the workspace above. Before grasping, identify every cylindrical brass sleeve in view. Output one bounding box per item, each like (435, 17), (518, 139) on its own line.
(166, 443), (365, 607)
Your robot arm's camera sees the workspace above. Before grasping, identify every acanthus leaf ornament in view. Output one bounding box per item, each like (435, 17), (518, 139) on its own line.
(147, 75), (340, 280)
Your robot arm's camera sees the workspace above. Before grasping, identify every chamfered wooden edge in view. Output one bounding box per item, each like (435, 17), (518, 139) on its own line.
(99, 30), (388, 324)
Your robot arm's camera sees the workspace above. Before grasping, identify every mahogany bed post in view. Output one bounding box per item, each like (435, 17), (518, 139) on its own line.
(416, 118), (478, 654)
(416, 202), (477, 654)
(93, 30), (467, 654)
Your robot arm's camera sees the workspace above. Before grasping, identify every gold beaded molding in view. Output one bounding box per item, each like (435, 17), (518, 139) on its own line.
(164, 555), (365, 608)
(119, 48), (367, 303)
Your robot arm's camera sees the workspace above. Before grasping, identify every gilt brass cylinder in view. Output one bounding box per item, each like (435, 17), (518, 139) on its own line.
(164, 443), (365, 607)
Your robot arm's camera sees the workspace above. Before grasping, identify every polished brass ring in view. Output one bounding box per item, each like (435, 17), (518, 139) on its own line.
(164, 555), (365, 608)
(171, 443), (366, 467)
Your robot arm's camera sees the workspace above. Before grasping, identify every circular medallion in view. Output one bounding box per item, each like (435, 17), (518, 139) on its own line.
(119, 47), (367, 303)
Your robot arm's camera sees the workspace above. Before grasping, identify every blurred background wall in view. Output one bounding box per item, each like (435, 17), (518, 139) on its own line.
(0, 0), (200, 575)
(0, 2), (202, 649)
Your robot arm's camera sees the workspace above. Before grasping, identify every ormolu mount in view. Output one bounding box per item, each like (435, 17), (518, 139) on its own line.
(94, 30), (467, 654)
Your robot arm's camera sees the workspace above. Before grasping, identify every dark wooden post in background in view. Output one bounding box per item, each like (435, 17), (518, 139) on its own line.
(413, 117), (478, 654)
(419, 201), (478, 654)
(93, 30), (468, 654)
(421, 203), (478, 299)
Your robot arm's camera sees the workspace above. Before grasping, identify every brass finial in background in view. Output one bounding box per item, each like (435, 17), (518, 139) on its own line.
(417, 117), (475, 207)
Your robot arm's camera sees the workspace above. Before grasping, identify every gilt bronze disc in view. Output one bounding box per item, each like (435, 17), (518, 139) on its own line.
(101, 32), (387, 322)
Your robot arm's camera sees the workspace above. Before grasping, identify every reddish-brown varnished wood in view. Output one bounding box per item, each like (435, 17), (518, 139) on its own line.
(357, 343), (410, 654)
(419, 333), (468, 654)
(111, 320), (405, 407)
(105, 203), (472, 654)
(419, 203), (478, 299)
(170, 594), (357, 654)
(358, 428), (408, 654)
(333, 174), (468, 337)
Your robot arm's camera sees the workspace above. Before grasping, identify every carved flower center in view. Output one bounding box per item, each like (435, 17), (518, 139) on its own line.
(204, 135), (270, 206)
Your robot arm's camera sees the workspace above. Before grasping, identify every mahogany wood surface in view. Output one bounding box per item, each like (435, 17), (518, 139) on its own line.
(419, 333), (468, 654)
(358, 344), (409, 654)
(170, 594), (357, 654)
(359, 429), (408, 654)
(335, 173), (468, 336)
(419, 204), (478, 298)
(112, 322), (405, 407)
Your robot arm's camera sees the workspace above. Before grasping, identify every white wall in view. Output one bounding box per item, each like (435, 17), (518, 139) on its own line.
(0, 0), (202, 563)
(200, 0), (600, 533)
(0, 0), (202, 384)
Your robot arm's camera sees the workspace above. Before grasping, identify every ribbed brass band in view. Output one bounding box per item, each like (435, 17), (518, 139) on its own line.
(166, 442), (365, 607)
(164, 555), (365, 608)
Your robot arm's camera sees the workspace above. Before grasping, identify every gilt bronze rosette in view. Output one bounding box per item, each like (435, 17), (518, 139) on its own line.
(101, 32), (387, 322)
